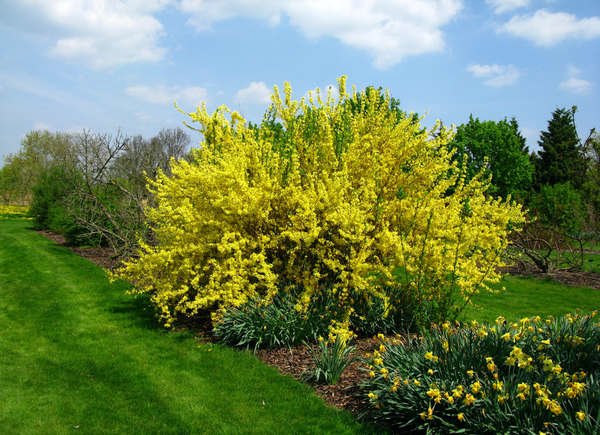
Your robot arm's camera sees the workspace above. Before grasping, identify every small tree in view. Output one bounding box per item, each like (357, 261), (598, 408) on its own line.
(448, 116), (533, 200)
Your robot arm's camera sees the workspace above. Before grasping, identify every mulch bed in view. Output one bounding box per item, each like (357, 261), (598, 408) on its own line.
(37, 230), (121, 270)
(255, 338), (379, 412)
(35, 228), (600, 413)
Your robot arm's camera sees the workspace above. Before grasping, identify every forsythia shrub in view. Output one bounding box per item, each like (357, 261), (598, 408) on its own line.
(360, 312), (599, 433)
(0, 204), (28, 216)
(115, 77), (525, 329)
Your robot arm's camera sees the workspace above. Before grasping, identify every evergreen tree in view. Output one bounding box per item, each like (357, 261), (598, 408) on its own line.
(535, 106), (587, 189)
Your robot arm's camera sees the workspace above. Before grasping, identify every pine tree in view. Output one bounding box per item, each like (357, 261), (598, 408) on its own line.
(535, 106), (587, 189)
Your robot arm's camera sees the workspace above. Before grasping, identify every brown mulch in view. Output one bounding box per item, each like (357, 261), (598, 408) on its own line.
(256, 337), (379, 412)
(36, 230), (121, 270)
(34, 227), (600, 413)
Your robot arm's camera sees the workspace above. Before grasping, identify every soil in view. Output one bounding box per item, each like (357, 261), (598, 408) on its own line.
(36, 230), (121, 270)
(255, 338), (380, 412)
(35, 228), (600, 414)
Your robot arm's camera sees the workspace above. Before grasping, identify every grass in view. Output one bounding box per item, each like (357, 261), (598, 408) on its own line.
(0, 217), (370, 434)
(462, 274), (600, 324)
(582, 252), (600, 273)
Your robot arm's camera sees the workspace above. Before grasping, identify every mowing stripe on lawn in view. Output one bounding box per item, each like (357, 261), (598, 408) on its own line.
(0, 217), (371, 434)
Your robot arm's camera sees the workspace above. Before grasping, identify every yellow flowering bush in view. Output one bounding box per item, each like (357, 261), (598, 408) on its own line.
(360, 312), (599, 433)
(115, 77), (524, 329)
(0, 204), (28, 217)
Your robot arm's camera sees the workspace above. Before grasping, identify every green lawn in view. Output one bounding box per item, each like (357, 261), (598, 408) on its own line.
(462, 274), (600, 324)
(0, 217), (369, 434)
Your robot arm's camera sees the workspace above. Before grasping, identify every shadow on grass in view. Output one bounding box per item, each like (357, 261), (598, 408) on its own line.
(109, 294), (164, 331)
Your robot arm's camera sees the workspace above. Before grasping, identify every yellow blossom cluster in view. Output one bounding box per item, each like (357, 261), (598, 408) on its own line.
(115, 78), (525, 328)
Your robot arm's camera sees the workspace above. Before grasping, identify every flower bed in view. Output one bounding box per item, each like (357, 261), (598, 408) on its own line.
(360, 312), (599, 434)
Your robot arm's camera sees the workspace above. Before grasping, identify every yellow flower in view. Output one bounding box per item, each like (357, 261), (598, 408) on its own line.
(373, 357), (383, 366)
(442, 340), (449, 352)
(457, 412), (465, 422)
(466, 369), (475, 377)
(368, 392), (378, 400)
(380, 367), (389, 378)
(492, 381), (504, 391)
(452, 385), (464, 399)
(576, 411), (586, 421)
(427, 387), (440, 397)
(463, 393), (476, 406)
(427, 368), (434, 375)
(546, 400), (562, 416)
(501, 332), (512, 341)
(379, 344), (386, 353)
(377, 333), (385, 340)
(497, 394), (507, 404)
(424, 351), (439, 363)
(413, 379), (421, 386)
(565, 382), (585, 399)
(419, 406), (434, 421)
(369, 370), (375, 378)
(470, 381), (482, 394)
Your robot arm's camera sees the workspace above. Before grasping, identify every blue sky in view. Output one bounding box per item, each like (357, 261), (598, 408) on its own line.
(1, 0), (599, 161)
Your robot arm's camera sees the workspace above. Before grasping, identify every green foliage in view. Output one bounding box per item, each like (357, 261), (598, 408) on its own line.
(303, 336), (357, 385)
(28, 164), (90, 244)
(0, 130), (76, 204)
(213, 295), (329, 350)
(532, 183), (586, 236)
(360, 313), (600, 434)
(582, 129), (600, 232)
(448, 115), (533, 200)
(534, 107), (587, 190)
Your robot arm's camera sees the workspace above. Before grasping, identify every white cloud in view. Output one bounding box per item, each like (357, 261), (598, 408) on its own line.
(179, 0), (281, 30)
(6, 1), (169, 68)
(559, 66), (593, 95)
(126, 85), (208, 107)
(500, 9), (600, 46)
(234, 81), (272, 105)
(486, 0), (529, 14)
(467, 64), (520, 87)
(179, 0), (463, 69)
